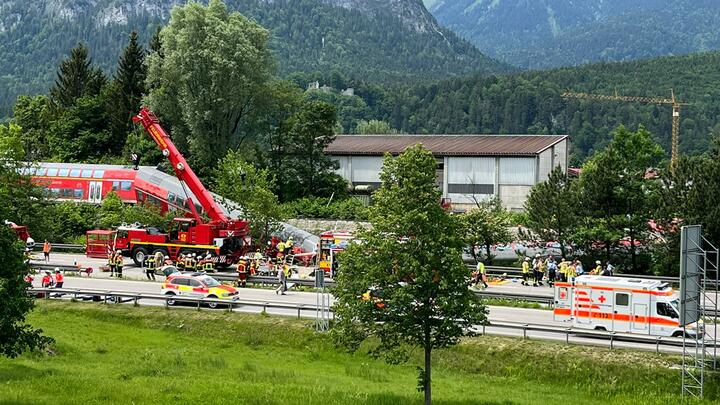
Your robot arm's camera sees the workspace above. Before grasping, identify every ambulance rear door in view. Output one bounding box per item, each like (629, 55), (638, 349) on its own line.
(553, 284), (572, 322)
(574, 286), (592, 325)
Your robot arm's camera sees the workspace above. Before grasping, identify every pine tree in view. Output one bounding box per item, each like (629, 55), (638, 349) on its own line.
(109, 31), (147, 155)
(149, 26), (163, 57)
(49, 43), (104, 110)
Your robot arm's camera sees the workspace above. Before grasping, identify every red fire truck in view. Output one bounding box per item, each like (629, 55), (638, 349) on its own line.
(318, 231), (354, 276)
(95, 108), (251, 267)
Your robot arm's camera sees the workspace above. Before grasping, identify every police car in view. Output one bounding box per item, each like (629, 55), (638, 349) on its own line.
(161, 273), (239, 308)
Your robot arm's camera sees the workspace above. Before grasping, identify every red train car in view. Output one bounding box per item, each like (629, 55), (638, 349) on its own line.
(22, 163), (207, 216)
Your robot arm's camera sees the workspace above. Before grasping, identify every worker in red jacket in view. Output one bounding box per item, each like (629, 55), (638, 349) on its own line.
(41, 271), (53, 288)
(54, 269), (64, 288)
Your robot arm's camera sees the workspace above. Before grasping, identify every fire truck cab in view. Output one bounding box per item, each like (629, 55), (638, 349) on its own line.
(554, 275), (698, 337)
(318, 231), (354, 276)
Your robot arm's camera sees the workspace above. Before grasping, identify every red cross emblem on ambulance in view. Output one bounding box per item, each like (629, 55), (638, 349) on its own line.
(598, 294), (606, 303)
(559, 291), (567, 299)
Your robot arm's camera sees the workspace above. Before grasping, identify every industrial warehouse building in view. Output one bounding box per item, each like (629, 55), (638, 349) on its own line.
(325, 134), (569, 211)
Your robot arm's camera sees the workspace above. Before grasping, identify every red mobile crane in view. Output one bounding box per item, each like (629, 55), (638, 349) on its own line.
(109, 107), (250, 267)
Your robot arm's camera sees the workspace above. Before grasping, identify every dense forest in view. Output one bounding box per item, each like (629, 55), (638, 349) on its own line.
(318, 51), (720, 161)
(0, 0), (507, 117)
(426, 0), (720, 69)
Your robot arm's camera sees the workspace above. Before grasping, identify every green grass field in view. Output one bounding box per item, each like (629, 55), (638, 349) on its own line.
(0, 301), (717, 404)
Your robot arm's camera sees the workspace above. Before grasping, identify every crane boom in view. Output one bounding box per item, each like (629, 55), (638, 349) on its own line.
(132, 107), (229, 224)
(561, 90), (688, 170)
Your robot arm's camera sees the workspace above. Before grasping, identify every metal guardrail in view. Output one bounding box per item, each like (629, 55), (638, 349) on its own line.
(30, 287), (325, 320)
(28, 265), (717, 316)
(477, 264), (719, 288)
(30, 287), (716, 354)
(31, 243), (85, 251)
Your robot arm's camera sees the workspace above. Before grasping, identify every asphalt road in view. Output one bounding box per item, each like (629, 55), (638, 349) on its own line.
(30, 272), (720, 355)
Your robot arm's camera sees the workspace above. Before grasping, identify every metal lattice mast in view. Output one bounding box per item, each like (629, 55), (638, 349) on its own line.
(680, 226), (719, 399)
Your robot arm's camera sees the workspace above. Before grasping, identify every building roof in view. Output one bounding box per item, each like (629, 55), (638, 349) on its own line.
(325, 135), (568, 157)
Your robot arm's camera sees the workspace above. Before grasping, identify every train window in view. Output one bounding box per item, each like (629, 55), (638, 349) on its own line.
(36, 168), (47, 176)
(59, 168), (69, 176)
(112, 181), (119, 191)
(61, 189), (73, 198)
(69, 169), (81, 177)
(168, 192), (177, 203)
(81, 169), (92, 178)
(50, 188), (60, 196)
(93, 170), (104, 178)
(176, 196), (185, 207)
(47, 168), (58, 176)
(135, 190), (145, 201)
(120, 181), (132, 191)
(74, 189), (84, 199)
(27, 168), (37, 175)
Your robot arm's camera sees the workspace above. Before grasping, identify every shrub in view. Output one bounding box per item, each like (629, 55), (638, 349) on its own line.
(282, 197), (369, 221)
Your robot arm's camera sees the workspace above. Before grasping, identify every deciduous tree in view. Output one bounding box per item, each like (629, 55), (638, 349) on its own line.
(145, 0), (274, 175)
(575, 125), (663, 273)
(462, 197), (512, 264)
(0, 226), (54, 358)
(525, 166), (577, 257)
(332, 145), (485, 405)
(214, 150), (284, 244)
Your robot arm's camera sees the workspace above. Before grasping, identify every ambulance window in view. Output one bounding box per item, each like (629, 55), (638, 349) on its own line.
(187, 279), (201, 287)
(657, 302), (678, 319)
(615, 293), (629, 307)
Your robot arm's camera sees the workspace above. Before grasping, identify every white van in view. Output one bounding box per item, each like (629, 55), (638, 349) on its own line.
(554, 275), (699, 337)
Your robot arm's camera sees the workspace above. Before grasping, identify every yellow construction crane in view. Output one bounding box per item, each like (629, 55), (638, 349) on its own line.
(561, 89), (688, 169)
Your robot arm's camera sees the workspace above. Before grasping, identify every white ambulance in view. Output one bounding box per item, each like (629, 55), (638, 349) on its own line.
(553, 275), (699, 337)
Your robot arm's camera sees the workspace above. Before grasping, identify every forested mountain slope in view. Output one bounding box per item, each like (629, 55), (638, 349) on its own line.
(425, 0), (720, 69)
(333, 51), (720, 161)
(0, 0), (508, 117)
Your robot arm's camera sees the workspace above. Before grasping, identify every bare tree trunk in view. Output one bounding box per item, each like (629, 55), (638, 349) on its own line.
(485, 243), (491, 265)
(424, 331), (432, 405)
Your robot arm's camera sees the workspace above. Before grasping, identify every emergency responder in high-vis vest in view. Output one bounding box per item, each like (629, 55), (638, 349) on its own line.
(521, 257), (530, 286)
(566, 260), (576, 281)
(176, 253), (186, 271)
(202, 254), (215, 272)
(237, 256), (248, 288)
(476, 261), (488, 288)
(115, 250), (123, 278)
(145, 255), (156, 281)
(558, 258), (568, 282)
(284, 237), (293, 255)
(184, 254), (196, 272)
(108, 251), (116, 277)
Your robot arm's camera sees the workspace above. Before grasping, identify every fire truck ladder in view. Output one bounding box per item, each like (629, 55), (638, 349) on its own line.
(679, 226), (719, 399)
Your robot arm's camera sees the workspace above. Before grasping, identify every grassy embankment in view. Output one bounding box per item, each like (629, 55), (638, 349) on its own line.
(0, 301), (717, 404)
